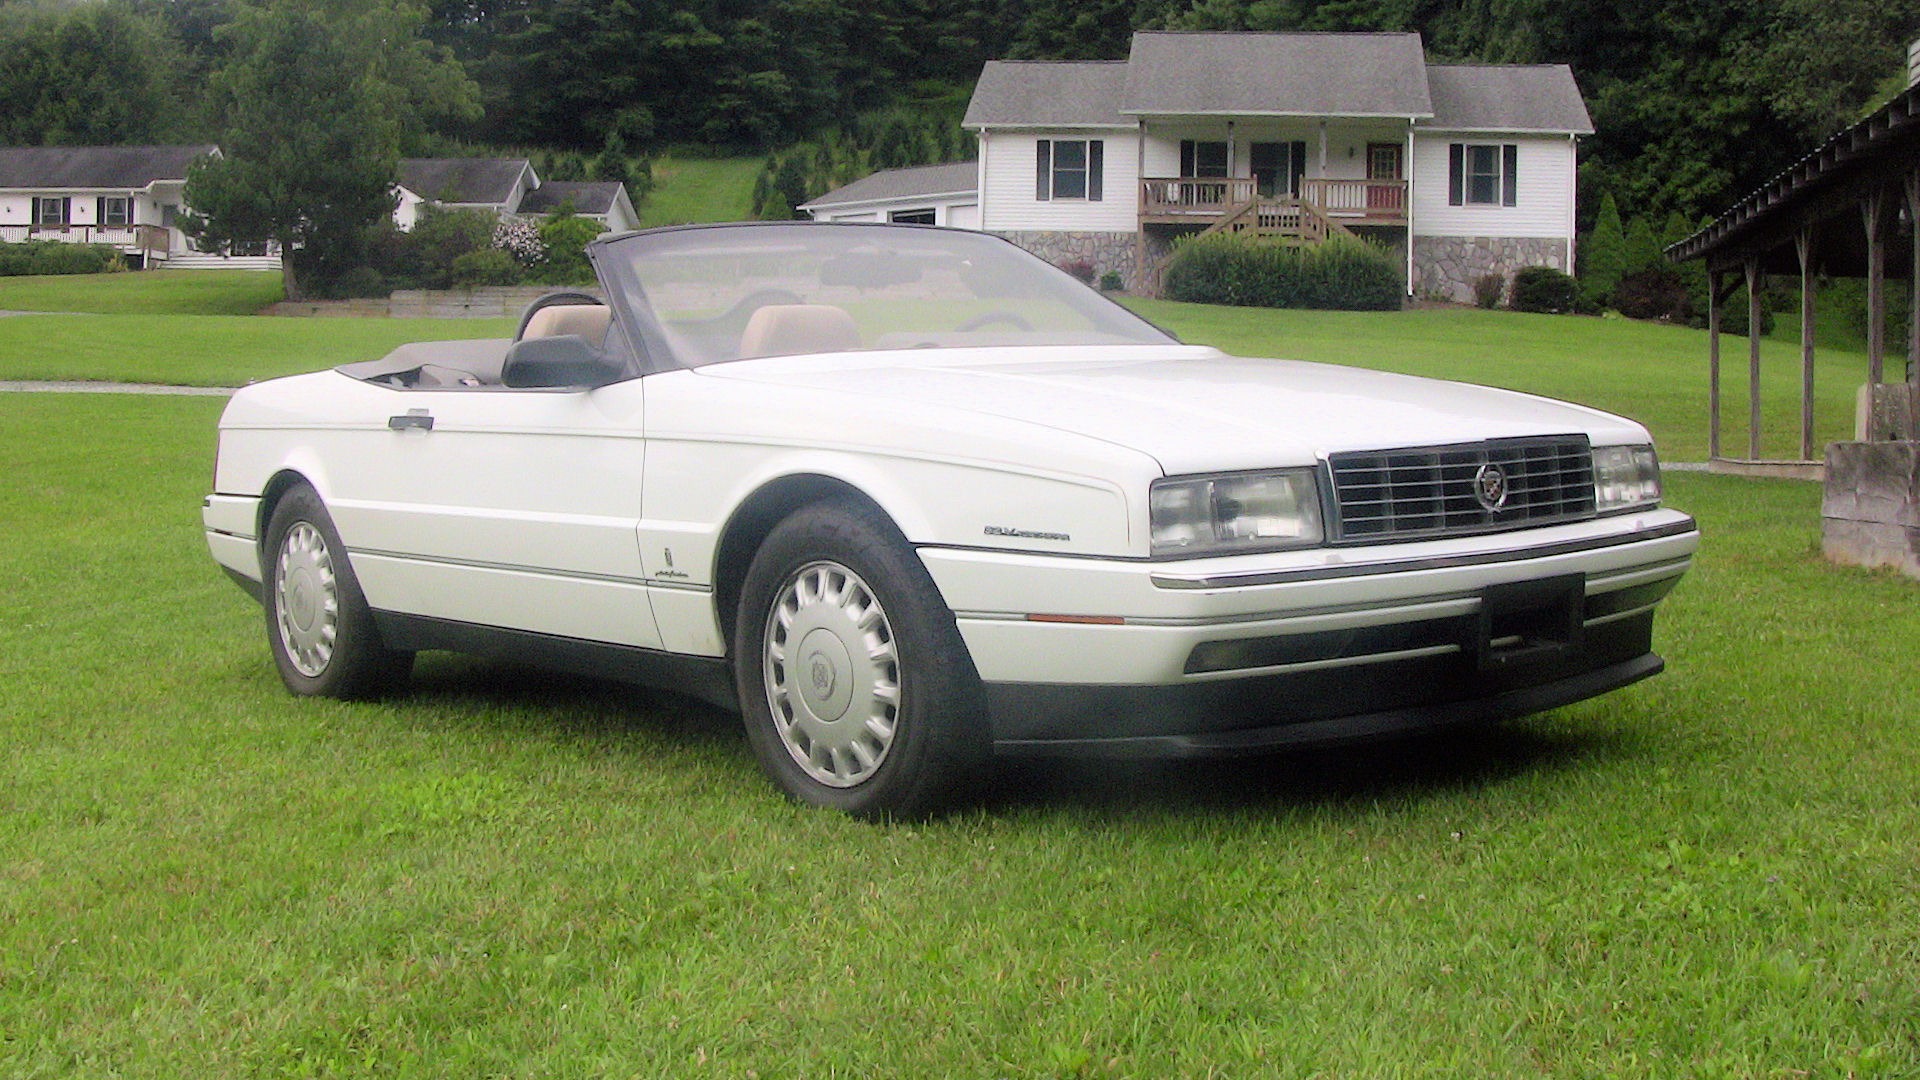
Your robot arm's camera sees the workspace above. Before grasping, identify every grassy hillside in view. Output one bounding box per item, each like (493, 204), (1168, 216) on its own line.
(637, 155), (764, 228)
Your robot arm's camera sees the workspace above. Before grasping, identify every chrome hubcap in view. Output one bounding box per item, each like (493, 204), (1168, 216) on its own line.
(763, 561), (900, 788)
(275, 522), (338, 678)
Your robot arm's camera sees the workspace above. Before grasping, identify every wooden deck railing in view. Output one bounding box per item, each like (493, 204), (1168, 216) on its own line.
(1141, 177), (1407, 226)
(2, 223), (175, 254)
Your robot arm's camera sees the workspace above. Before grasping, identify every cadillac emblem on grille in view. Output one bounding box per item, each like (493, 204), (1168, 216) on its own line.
(1473, 462), (1510, 513)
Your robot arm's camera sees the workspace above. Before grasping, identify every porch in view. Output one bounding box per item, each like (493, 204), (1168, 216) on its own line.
(1, 223), (177, 263)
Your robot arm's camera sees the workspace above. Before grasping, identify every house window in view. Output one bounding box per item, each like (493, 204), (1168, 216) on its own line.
(98, 197), (132, 228)
(160, 203), (179, 228)
(1035, 139), (1104, 201)
(1180, 140), (1230, 179)
(1448, 143), (1518, 207)
(888, 208), (936, 224)
(32, 197), (70, 227)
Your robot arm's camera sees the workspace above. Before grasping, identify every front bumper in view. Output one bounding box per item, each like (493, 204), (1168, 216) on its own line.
(918, 508), (1697, 751)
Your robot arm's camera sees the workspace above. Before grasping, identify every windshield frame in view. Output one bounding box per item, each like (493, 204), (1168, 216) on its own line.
(589, 221), (1177, 375)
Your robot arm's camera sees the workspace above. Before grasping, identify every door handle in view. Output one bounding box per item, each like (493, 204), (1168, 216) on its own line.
(388, 409), (434, 431)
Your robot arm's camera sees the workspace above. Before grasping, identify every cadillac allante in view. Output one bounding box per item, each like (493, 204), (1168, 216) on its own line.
(204, 222), (1698, 816)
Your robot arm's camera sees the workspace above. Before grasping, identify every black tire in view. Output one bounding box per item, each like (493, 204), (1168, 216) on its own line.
(734, 500), (988, 819)
(262, 483), (413, 699)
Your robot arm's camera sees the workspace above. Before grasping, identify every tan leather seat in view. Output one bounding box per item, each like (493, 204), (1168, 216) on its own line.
(737, 304), (860, 359)
(521, 303), (611, 347)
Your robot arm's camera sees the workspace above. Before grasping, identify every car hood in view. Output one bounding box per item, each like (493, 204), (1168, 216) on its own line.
(697, 345), (1651, 475)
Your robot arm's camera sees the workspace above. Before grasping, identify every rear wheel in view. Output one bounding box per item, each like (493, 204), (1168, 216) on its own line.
(263, 483), (412, 699)
(735, 501), (987, 819)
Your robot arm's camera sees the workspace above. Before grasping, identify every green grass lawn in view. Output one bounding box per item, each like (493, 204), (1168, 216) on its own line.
(637, 155), (764, 228)
(1131, 301), (1872, 463)
(0, 394), (1915, 1076)
(0, 313), (515, 386)
(0, 269), (284, 316)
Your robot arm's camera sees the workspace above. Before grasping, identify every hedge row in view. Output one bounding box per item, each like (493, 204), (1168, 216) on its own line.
(0, 241), (125, 277)
(1162, 232), (1402, 311)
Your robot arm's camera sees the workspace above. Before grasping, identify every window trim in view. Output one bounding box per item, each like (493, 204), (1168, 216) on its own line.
(1035, 138), (1104, 203)
(1447, 143), (1519, 208)
(98, 196), (133, 228)
(31, 196), (71, 227)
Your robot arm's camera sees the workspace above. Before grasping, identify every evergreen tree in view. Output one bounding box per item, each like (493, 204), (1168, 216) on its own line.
(1579, 192), (1627, 307)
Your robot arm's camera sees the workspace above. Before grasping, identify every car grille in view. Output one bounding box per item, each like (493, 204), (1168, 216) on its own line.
(1328, 435), (1596, 543)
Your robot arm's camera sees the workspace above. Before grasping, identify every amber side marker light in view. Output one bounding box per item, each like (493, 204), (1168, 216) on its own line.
(1025, 614), (1127, 625)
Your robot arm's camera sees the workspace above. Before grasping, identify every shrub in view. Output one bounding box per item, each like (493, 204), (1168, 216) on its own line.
(1473, 272), (1505, 310)
(528, 212), (600, 285)
(1099, 271), (1124, 292)
(1612, 268), (1691, 322)
(1509, 266), (1579, 314)
(1056, 256), (1096, 285)
(0, 241), (123, 277)
(448, 248), (522, 287)
(1161, 232), (1402, 311)
(493, 216), (546, 269)
(333, 266), (388, 298)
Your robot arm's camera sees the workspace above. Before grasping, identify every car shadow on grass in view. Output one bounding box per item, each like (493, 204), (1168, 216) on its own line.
(401, 654), (747, 753)
(979, 716), (1650, 819)
(396, 654), (1648, 819)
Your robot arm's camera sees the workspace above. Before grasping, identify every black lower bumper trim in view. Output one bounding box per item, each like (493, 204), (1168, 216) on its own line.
(989, 652), (1664, 759)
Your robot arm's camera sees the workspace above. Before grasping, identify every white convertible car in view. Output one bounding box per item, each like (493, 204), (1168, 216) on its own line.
(205, 222), (1698, 816)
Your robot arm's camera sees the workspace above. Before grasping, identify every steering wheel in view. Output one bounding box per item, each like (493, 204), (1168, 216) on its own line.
(955, 311), (1034, 333)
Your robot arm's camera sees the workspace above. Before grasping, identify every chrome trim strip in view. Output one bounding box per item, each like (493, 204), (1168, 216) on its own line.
(350, 547), (712, 593)
(1584, 603), (1662, 628)
(1150, 518), (1698, 590)
(1181, 643), (1463, 682)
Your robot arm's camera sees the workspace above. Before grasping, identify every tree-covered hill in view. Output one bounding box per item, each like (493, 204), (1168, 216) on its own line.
(1, 0), (1913, 226)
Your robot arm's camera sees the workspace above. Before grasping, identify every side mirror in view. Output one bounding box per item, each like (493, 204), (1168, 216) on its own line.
(500, 334), (625, 389)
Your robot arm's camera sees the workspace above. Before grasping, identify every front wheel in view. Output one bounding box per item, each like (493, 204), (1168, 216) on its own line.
(263, 482), (412, 699)
(735, 501), (987, 819)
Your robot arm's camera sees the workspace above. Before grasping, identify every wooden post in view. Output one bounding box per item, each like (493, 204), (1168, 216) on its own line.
(1709, 268), (1724, 460)
(1747, 258), (1763, 461)
(1797, 227), (1817, 460)
(1863, 188), (1886, 385)
(1907, 169), (1920, 387)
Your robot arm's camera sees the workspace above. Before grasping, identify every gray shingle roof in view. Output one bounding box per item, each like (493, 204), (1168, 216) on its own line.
(801, 162), (979, 209)
(397, 158), (532, 205)
(1120, 32), (1433, 118)
(519, 180), (624, 215)
(1424, 65), (1593, 134)
(0, 145), (218, 189)
(963, 62), (1133, 128)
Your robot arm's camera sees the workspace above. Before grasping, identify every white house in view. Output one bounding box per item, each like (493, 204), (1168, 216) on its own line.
(395, 158), (640, 234)
(799, 161), (980, 227)
(0, 145), (217, 267)
(823, 32), (1592, 300)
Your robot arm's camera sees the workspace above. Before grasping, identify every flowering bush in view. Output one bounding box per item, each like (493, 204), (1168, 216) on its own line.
(492, 217), (546, 269)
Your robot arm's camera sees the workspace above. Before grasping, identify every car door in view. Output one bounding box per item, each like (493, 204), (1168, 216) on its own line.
(327, 376), (665, 652)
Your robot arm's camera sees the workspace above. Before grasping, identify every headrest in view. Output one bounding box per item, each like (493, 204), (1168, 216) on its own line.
(522, 303), (611, 346)
(737, 304), (861, 359)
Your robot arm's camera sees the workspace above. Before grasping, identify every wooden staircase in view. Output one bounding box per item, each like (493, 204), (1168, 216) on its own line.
(1142, 195), (1355, 295)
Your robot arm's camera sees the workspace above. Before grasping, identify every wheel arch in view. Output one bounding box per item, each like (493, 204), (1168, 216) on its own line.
(255, 469), (316, 560)
(710, 473), (908, 656)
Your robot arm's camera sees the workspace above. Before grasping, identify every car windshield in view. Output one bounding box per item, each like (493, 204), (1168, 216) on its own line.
(595, 223), (1175, 369)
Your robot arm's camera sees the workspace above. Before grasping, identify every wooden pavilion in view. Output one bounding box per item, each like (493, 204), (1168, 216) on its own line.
(1668, 48), (1920, 478)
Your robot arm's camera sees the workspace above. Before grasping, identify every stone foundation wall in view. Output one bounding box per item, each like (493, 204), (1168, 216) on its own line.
(1412, 236), (1571, 305)
(1822, 441), (1920, 580)
(994, 231), (1141, 292)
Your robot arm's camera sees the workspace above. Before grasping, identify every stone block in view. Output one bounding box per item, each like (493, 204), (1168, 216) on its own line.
(1821, 440), (1920, 579)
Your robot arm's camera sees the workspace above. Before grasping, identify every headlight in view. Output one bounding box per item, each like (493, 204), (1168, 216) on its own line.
(1593, 444), (1661, 513)
(1150, 469), (1323, 556)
